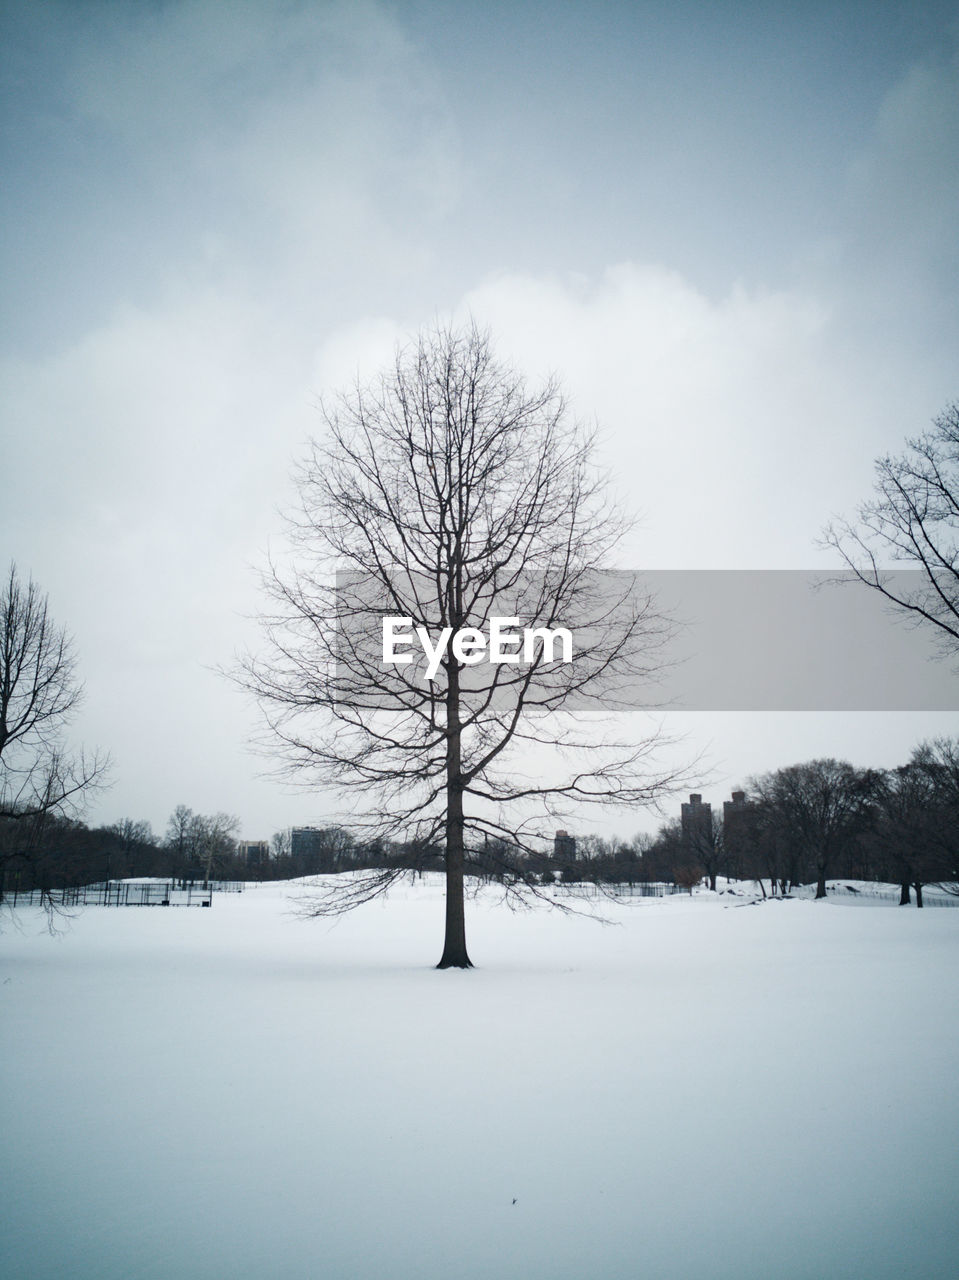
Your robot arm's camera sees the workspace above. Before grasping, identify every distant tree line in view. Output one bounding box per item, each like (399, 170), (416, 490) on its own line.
(0, 807), (438, 896)
(3, 737), (958, 907)
(0, 807), (240, 897)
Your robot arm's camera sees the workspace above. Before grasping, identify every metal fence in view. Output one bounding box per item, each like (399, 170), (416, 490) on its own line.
(2, 879), (246, 908)
(821, 881), (959, 907)
(563, 881), (690, 899)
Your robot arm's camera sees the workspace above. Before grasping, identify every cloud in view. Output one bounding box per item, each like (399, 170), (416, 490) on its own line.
(3, 0), (462, 353)
(455, 265), (850, 567)
(308, 207), (955, 578)
(846, 42), (959, 261)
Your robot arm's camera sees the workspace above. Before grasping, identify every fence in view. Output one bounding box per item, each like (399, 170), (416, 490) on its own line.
(571, 879), (959, 905)
(821, 881), (959, 907)
(562, 881), (690, 899)
(2, 879), (246, 908)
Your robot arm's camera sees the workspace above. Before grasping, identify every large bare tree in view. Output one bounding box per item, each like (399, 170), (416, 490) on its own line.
(1, 563), (109, 907)
(908, 737), (959, 896)
(243, 323), (678, 967)
(822, 401), (959, 654)
(0, 563), (108, 823)
(748, 759), (881, 900)
(868, 760), (951, 907)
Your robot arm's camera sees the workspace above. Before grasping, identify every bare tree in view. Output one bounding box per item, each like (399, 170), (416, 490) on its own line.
(822, 401), (959, 654)
(164, 806), (239, 887)
(195, 812), (240, 888)
(673, 862), (703, 895)
(680, 794), (726, 891)
(749, 759), (880, 899)
(271, 828), (292, 861)
(908, 738), (959, 896)
(692, 820), (726, 893)
(106, 818), (154, 880)
(726, 794), (800, 898)
(867, 761), (950, 907)
(164, 804), (198, 876)
(242, 322), (680, 967)
(1, 565), (108, 901)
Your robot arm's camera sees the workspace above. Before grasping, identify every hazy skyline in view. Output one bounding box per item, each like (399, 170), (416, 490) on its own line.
(3, 0), (958, 839)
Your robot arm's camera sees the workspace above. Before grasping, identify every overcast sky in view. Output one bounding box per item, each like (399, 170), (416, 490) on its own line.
(2, 0), (958, 841)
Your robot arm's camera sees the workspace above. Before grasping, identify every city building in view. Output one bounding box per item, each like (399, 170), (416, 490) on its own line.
(237, 840), (269, 868)
(553, 828), (576, 860)
(680, 793), (713, 851)
(722, 790), (760, 876)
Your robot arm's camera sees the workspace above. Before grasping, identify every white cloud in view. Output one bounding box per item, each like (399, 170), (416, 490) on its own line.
(61, 0), (460, 295)
(307, 239), (954, 574)
(453, 265), (850, 567)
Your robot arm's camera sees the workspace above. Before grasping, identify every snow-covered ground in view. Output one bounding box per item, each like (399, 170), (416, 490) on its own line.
(2, 877), (958, 1280)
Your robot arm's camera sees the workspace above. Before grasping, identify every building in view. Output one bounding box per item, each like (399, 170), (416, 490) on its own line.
(290, 825), (356, 873)
(722, 790), (749, 836)
(291, 826), (326, 868)
(680, 793), (713, 852)
(237, 840), (269, 868)
(722, 790), (759, 877)
(553, 828), (576, 860)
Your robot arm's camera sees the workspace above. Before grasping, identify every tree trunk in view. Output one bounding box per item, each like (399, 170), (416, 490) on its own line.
(899, 881), (911, 905)
(914, 881), (923, 909)
(437, 784), (472, 967)
(815, 865), (827, 899)
(437, 665), (472, 969)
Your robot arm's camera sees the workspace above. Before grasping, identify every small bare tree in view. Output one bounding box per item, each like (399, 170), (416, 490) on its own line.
(822, 401), (959, 654)
(164, 806), (240, 886)
(271, 828), (292, 861)
(195, 812), (240, 888)
(242, 323), (680, 967)
(164, 804), (198, 875)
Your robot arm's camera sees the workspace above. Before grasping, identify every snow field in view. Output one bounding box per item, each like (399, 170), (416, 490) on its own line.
(2, 879), (958, 1279)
